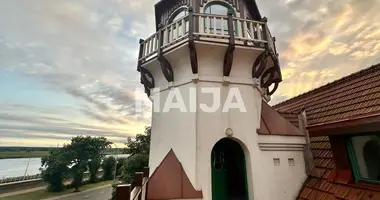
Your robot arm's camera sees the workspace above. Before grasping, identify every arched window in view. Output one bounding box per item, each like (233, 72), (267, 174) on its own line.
(204, 2), (236, 35)
(167, 8), (188, 42)
(169, 9), (188, 23)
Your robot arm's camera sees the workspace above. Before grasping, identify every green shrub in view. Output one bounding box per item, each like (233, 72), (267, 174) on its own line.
(119, 154), (148, 184)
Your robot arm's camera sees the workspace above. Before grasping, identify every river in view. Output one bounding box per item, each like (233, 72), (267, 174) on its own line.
(0, 154), (128, 179)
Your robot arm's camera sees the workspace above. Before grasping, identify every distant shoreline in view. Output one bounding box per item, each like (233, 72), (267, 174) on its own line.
(0, 151), (49, 159)
(0, 146), (125, 159)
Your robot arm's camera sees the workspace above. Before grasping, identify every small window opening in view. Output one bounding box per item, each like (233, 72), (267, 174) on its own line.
(273, 158), (280, 166)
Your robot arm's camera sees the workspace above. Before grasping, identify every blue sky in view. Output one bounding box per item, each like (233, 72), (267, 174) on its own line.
(0, 0), (379, 147)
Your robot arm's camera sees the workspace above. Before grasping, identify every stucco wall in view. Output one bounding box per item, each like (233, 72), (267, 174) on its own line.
(149, 83), (197, 186)
(148, 42), (307, 200)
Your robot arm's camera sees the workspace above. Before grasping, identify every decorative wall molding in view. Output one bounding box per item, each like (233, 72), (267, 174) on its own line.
(149, 75), (262, 95)
(258, 143), (305, 151)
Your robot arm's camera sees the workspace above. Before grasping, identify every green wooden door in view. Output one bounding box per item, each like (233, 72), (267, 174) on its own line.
(212, 151), (228, 200)
(212, 138), (249, 200)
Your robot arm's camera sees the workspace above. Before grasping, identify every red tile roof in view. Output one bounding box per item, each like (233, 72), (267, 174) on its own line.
(258, 101), (304, 136)
(272, 64), (380, 199)
(274, 64), (380, 126)
(298, 136), (380, 200)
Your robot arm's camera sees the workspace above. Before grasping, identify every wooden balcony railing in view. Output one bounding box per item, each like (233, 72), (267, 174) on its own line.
(138, 9), (277, 66)
(116, 167), (149, 200)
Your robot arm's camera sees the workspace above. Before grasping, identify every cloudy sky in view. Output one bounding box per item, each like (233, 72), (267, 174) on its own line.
(0, 0), (379, 147)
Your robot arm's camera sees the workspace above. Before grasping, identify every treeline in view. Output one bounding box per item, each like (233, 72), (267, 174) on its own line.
(0, 147), (124, 153)
(0, 147), (58, 152)
(37, 127), (151, 200)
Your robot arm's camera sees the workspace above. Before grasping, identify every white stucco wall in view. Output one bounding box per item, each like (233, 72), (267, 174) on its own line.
(147, 42), (307, 200)
(149, 83), (197, 186)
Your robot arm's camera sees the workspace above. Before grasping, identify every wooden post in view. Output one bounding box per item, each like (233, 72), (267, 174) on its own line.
(135, 172), (144, 200)
(116, 184), (131, 200)
(261, 17), (268, 49)
(157, 24), (164, 56)
(137, 39), (145, 72)
(227, 10), (235, 44)
(188, 6), (198, 74)
(188, 7), (194, 41)
(143, 167), (150, 178)
(135, 172), (144, 187)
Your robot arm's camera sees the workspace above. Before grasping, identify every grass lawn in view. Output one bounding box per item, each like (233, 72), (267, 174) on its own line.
(0, 180), (113, 200)
(0, 151), (49, 159)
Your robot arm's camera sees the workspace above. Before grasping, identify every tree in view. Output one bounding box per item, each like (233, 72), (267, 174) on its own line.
(88, 158), (102, 183)
(120, 127), (151, 183)
(102, 156), (116, 180)
(123, 127), (151, 156)
(41, 136), (111, 192)
(41, 150), (69, 192)
(64, 136), (112, 191)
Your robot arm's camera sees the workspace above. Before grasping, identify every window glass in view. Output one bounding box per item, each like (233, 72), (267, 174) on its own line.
(167, 9), (188, 42)
(204, 4), (229, 15)
(204, 3), (234, 35)
(350, 135), (380, 181)
(171, 10), (187, 22)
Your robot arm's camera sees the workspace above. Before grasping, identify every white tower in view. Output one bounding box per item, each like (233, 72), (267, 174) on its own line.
(137, 1), (307, 199)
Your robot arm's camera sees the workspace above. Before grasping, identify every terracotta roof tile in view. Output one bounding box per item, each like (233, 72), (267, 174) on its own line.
(311, 136), (330, 142)
(329, 184), (351, 199)
(362, 191), (380, 200)
(306, 178), (320, 188)
(308, 190), (333, 200)
(344, 188), (367, 200)
(274, 64), (380, 126)
(300, 187), (313, 199)
(278, 111), (300, 127)
(317, 180), (333, 192)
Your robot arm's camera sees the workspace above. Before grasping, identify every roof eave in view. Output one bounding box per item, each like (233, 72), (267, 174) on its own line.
(307, 112), (380, 137)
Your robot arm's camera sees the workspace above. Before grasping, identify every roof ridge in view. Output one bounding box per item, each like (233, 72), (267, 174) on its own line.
(274, 63), (380, 109)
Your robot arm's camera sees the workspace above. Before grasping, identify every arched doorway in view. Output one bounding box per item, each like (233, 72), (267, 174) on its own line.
(211, 138), (248, 200)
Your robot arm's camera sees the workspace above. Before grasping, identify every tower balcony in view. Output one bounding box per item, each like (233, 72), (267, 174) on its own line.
(137, 8), (282, 98)
(138, 10), (277, 67)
